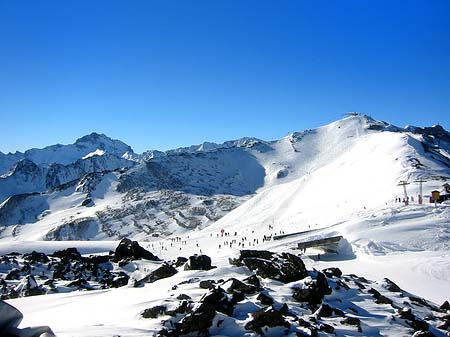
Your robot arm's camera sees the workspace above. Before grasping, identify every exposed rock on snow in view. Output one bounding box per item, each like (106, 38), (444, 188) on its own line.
(184, 254), (212, 271)
(0, 300), (55, 337)
(234, 250), (308, 283)
(114, 238), (160, 262)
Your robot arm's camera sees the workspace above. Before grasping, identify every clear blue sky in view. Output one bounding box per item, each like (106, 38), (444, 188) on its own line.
(1, 0), (449, 154)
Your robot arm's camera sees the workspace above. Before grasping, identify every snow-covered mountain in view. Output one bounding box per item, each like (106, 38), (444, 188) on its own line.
(0, 132), (134, 176)
(1, 114), (450, 241)
(2, 114), (450, 336)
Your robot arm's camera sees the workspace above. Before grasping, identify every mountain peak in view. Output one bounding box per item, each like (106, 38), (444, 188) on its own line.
(75, 132), (112, 144)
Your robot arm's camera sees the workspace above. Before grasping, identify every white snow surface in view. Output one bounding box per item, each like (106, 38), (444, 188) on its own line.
(81, 149), (106, 160)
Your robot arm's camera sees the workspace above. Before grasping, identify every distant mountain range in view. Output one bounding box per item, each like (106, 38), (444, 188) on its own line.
(1, 114), (449, 241)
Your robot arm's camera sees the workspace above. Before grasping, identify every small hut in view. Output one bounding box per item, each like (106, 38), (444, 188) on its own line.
(431, 190), (440, 202)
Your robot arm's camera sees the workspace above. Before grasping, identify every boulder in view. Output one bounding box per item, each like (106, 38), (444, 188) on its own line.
(166, 300), (192, 316)
(110, 272), (129, 288)
(176, 287), (236, 335)
(137, 263), (178, 285)
(314, 303), (334, 318)
(226, 278), (259, 294)
(381, 278), (402, 292)
(322, 267), (342, 278)
(199, 280), (215, 289)
(243, 274), (262, 289)
(341, 316), (361, 330)
(239, 251), (307, 283)
(0, 300), (55, 337)
(257, 292), (274, 305)
(23, 251), (49, 264)
(114, 238), (159, 262)
(368, 288), (393, 305)
(292, 272), (331, 305)
(184, 254), (212, 271)
(51, 247), (82, 261)
(14, 275), (45, 297)
(142, 305), (166, 319)
(176, 294), (191, 301)
(175, 256), (188, 267)
(245, 307), (291, 333)
(66, 278), (91, 290)
(440, 300), (450, 311)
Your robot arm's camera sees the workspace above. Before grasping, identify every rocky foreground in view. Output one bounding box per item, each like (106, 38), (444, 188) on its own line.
(1, 239), (450, 337)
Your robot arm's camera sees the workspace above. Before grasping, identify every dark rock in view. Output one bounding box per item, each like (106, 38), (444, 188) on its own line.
(399, 307), (416, 321)
(409, 296), (434, 308)
(0, 300), (55, 336)
(66, 278), (91, 289)
(23, 251), (49, 264)
(292, 272), (331, 305)
(436, 321), (449, 330)
(177, 304), (215, 335)
(226, 278), (259, 294)
(175, 257), (188, 267)
(381, 278), (402, 292)
(51, 247), (83, 261)
(341, 316), (361, 327)
(142, 305), (166, 318)
(242, 251), (307, 283)
(5, 269), (21, 281)
(177, 287), (234, 335)
(81, 197), (93, 207)
(245, 307), (291, 333)
(319, 323), (335, 333)
(15, 275), (46, 297)
(230, 290), (246, 304)
(166, 300), (192, 316)
(176, 294), (191, 301)
(243, 274), (262, 289)
(315, 303), (334, 318)
(137, 263), (178, 284)
(184, 254), (212, 271)
(199, 280), (215, 289)
(43, 279), (55, 286)
(398, 308), (430, 332)
(257, 292), (274, 305)
(201, 287), (236, 316)
(114, 238), (159, 262)
(440, 300), (450, 310)
(322, 267), (342, 278)
(368, 288), (393, 305)
(278, 303), (290, 315)
(239, 250), (275, 260)
(110, 272), (129, 288)
(336, 279), (350, 290)
(85, 254), (111, 264)
(410, 319), (429, 332)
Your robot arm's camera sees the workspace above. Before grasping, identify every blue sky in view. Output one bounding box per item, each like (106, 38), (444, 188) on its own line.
(1, 0), (449, 153)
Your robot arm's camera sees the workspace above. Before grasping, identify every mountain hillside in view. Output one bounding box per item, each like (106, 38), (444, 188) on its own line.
(1, 114), (449, 242)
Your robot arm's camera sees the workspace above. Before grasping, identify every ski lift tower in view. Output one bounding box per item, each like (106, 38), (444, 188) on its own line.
(397, 180), (410, 205)
(414, 179), (426, 204)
